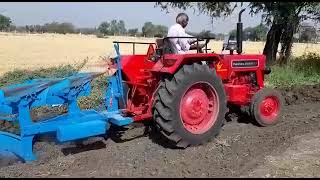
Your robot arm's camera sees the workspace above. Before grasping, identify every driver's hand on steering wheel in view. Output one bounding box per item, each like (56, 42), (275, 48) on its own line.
(199, 43), (206, 49)
(189, 39), (199, 45)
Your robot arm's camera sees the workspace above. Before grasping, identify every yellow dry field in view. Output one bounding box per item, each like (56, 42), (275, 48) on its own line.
(0, 32), (319, 75)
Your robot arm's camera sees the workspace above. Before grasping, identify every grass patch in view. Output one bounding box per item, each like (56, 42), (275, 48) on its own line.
(266, 52), (320, 88)
(0, 60), (88, 87)
(78, 75), (107, 110)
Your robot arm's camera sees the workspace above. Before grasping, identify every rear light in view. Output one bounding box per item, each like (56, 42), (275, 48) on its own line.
(162, 58), (177, 67)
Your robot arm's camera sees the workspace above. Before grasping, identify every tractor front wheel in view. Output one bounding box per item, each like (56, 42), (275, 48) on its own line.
(153, 63), (227, 148)
(250, 88), (284, 126)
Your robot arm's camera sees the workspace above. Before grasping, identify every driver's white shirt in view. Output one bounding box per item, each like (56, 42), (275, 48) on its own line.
(167, 24), (195, 54)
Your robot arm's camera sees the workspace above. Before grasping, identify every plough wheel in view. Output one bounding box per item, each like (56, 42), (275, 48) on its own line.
(153, 63), (227, 148)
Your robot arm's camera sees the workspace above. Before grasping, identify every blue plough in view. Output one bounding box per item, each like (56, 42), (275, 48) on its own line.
(0, 43), (132, 162)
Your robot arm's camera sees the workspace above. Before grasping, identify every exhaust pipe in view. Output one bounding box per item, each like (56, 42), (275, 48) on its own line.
(237, 8), (246, 54)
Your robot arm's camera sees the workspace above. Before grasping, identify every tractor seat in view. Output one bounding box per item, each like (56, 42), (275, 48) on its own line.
(156, 38), (178, 54)
(163, 38), (178, 54)
(153, 38), (178, 61)
(156, 38), (164, 48)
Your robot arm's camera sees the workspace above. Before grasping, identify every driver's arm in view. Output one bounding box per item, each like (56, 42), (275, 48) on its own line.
(189, 43), (206, 50)
(177, 29), (192, 51)
(189, 39), (199, 44)
(184, 32), (198, 45)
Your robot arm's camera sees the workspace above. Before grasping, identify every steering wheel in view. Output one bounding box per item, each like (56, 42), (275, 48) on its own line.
(198, 38), (206, 42)
(190, 38), (211, 53)
(199, 38), (211, 53)
(204, 38), (210, 46)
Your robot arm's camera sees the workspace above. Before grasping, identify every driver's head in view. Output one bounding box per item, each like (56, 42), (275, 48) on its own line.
(176, 13), (189, 28)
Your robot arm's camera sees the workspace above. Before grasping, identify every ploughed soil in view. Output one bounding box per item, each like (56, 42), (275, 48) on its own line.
(0, 84), (319, 178)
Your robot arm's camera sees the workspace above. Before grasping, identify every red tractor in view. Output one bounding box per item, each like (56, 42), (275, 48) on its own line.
(109, 9), (284, 148)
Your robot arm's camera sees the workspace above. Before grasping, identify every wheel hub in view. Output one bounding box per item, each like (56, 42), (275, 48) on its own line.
(181, 89), (209, 125)
(260, 96), (279, 122)
(179, 82), (219, 134)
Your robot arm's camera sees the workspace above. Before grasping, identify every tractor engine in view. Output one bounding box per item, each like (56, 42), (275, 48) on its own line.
(214, 54), (266, 106)
(231, 72), (256, 86)
(224, 71), (259, 106)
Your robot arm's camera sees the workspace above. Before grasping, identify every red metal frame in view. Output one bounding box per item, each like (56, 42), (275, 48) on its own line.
(116, 43), (267, 122)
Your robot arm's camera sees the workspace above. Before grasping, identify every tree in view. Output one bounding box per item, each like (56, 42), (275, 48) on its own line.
(43, 22), (58, 33)
(58, 22), (75, 34)
(156, 2), (237, 18)
(215, 33), (226, 41)
(76, 27), (98, 35)
(154, 25), (168, 37)
(98, 21), (110, 36)
(40, 22), (75, 34)
(229, 24), (268, 41)
(299, 25), (317, 43)
(118, 20), (126, 35)
(99, 20), (127, 36)
(142, 22), (155, 37)
(229, 29), (237, 38)
(249, 2), (320, 65)
(128, 28), (139, 36)
(141, 22), (168, 37)
(0, 14), (12, 31)
(9, 25), (16, 32)
(109, 20), (119, 36)
(253, 24), (268, 41)
(198, 30), (215, 38)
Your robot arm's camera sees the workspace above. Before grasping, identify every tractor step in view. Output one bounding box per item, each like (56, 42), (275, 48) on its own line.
(109, 113), (133, 126)
(57, 120), (107, 142)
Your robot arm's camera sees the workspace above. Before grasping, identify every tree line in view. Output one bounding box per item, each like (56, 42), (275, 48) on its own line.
(0, 14), (170, 38)
(0, 14), (223, 39)
(0, 15), (222, 39)
(229, 24), (269, 41)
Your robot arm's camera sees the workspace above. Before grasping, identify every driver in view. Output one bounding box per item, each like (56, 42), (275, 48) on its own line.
(167, 13), (206, 54)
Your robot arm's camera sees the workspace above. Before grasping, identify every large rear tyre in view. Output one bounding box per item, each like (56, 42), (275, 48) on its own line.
(153, 63), (227, 148)
(250, 88), (284, 127)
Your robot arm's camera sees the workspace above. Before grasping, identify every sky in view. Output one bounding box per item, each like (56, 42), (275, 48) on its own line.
(0, 2), (264, 34)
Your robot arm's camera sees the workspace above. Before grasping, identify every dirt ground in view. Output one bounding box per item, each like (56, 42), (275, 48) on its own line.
(0, 84), (319, 178)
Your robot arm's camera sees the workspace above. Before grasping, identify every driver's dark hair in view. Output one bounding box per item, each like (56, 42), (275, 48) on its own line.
(176, 13), (189, 24)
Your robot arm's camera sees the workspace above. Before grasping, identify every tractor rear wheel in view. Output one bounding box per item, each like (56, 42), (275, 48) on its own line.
(250, 88), (284, 127)
(153, 63), (227, 148)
